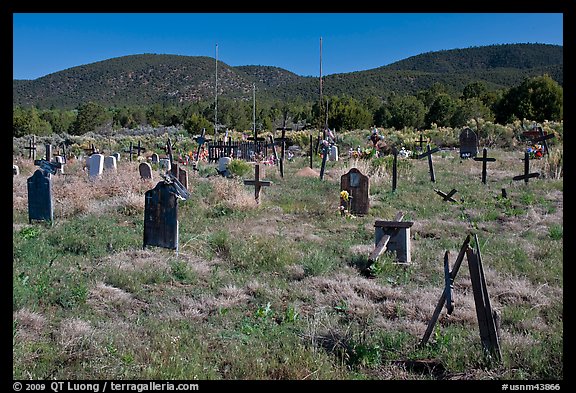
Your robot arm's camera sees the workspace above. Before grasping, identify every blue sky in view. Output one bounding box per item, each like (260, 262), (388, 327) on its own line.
(13, 13), (564, 80)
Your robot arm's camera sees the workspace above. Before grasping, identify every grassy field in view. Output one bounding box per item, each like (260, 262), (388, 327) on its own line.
(13, 132), (563, 380)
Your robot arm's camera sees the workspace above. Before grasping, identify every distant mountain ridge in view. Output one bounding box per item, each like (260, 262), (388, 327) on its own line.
(13, 43), (563, 109)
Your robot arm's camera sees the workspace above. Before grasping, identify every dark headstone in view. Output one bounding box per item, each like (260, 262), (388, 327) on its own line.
(27, 169), (53, 224)
(459, 128), (478, 158)
(143, 181), (179, 250)
(139, 162), (153, 180)
(340, 168), (369, 215)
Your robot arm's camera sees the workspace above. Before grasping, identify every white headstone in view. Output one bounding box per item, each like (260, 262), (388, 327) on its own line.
(159, 158), (171, 172)
(139, 162), (153, 180)
(218, 156), (232, 172)
(329, 145), (339, 161)
(112, 152), (121, 162)
(13, 165), (19, 176)
(151, 153), (159, 163)
(53, 156), (65, 174)
(88, 154), (104, 178)
(104, 156), (117, 172)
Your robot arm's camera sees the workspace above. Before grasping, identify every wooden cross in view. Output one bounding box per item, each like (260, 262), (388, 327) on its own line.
(434, 188), (458, 202)
(125, 141), (145, 162)
(473, 148), (496, 184)
(243, 164), (272, 204)
(275, 128), (291, 178)
(526, 127), (555, 156)
(194, 128), (211, 165)
(416, 133), (425, 151)
(513, 152), (540, 183)
(417, 144), (440, 182)
(24, 136), (37, 160)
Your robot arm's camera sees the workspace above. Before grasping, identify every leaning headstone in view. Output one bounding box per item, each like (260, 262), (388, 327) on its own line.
(13, 165), (19, 176)
(340, 168), (370, 215)
(104, 156), (117, 172)
(139, 162), (153, 180)
(373, 219), (414, 263)
(88, 154), (104, 178)
(151, 153), (159, 163)
(159, 158), (171, 172)
(459, 128), (478, 158)
(27, 169), (53, 224)
(143, 181), (179, 250)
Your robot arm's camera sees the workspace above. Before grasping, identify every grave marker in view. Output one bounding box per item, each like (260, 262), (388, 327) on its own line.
(104, 156), (117, 172)
(340, 168), (370, 215)
(243, 164), (271, 204)
(150, 153), (160, 163)
(88, 154), (104, 179)
(319, 143), (329, 180)
(53, 156), (65, 174)
(13, 165), (19, 176)
(143, 182), (179, 250)
(417, 144), (440, 182)
(369, 212), (413, 264)
(434, 188), (458, 202)
(523, 126), (555, 156)
(24, 136), (37, 160)
(473, 148), (496, 184)
(139, 162), (153, 180)
(512, 152), (540, 183)
(112, 152), (121, 162)
(27, 169), (53, 224)
(170, 162), (188, 190)
(459, 128), (478, 158)
(159, 158), (171, 172)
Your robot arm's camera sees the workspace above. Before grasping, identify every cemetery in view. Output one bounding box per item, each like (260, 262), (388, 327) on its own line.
(12, 123), (563, 380)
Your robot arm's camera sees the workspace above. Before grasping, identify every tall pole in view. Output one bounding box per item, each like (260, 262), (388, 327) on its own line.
(215, 43), (218, 139)
(319, 37), (323, 134)
(253, 83), (257, 153)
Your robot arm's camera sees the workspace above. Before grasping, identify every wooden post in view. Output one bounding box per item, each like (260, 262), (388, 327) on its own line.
(309, 134), (313, 169)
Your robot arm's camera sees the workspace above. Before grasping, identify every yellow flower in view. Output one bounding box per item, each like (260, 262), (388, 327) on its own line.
(340, 190), (349, 201)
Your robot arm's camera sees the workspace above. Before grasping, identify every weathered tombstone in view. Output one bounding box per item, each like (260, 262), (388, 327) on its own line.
(143, 182), (179, 250)
(150, 153), (159, 163)
(218, 156), (232, 176)
(373, 215), (413, 263)
(340, 168), (369, 215)
(159, 158), (171, 172)
(53, 156), (65, 174)
(88, 154), (104, 179)
(104, 156), (117, 172)
(139, 162), (153, 180)
(170, 163), (188, 190)
(13, 165), (20, 176)
(27, 169), (53, 224)
(459, 128), (478, 158)
(112, 152), (121, 162)
(329, 145), (339, 161)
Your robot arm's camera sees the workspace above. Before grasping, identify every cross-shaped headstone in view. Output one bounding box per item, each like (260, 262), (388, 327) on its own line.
(417, 144), (440, 182)
(243, 164), (272, 204)
(473, 148), (496, 184)
(434, 188), (458, 202)
(513, 152), (540, 183)
(24, 136), (37, 160)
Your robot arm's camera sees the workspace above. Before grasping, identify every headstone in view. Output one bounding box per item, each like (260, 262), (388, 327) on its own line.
(459, 128), (478, 158)
(13, 165), (19, 176)
(374, 219), (413, 263)
(340, 168), (369, 215)
(170, 163), (188, 189)
(139, 162), (153, 180)
(143, 181), (179, 250)
(112, 152), (121, 162)
(88, 154), (104, 178)
(151, 153), (159, 163)
(218, 156), (232, 175)
(53, 156), (65, 174)
(104, 156), (117, 172)
(27, 169), (53, 224)
(329, 145), (339, 162)
(159, 159), (171, 172)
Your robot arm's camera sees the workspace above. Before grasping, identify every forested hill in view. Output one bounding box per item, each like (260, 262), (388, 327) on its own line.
(13, 43), (563, 109)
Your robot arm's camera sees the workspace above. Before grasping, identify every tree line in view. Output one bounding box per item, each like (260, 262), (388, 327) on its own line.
(13, 75), (562, 138)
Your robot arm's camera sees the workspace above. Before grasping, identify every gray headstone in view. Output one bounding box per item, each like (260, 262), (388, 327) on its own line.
(340, 168), (370, 215)
(27, 169), (53, 223)
(112, 152), (121, 162)
(329, 145), (339, 161)
(459, 128), (478, 158)
(143, 181), (179, 250)
(375, 221), (414, 263)
(159, 159), (171, 172)
(218, 156), (232, 172)
(139, 162), (153, 180)
(13, 165), (19, 176)
(104, 156), (117, 172)
(151, 153), (159, 163)
(88, 154), (104, 178)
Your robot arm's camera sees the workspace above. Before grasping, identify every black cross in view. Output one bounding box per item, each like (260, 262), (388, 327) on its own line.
(513, 152), (540, 183)
(434, 188), (458, 202)
(473, 148), (496, 184)
(417, 144), (440, 182)
(416, 133), (425, 151)
(319, 143), (329, 180)
(526, 127), (555, 156)
(24, 136), (37, 160)
(243, 164), (272, 204)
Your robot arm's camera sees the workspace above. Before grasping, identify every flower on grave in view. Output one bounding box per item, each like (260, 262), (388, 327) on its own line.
(340, 190), (350, 201)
